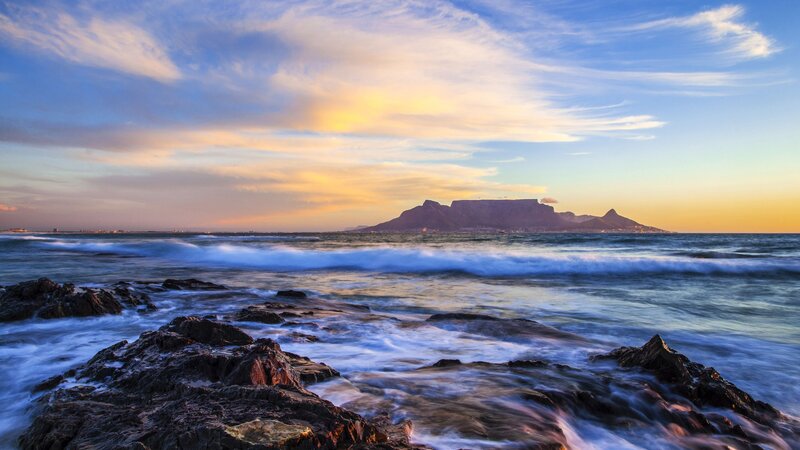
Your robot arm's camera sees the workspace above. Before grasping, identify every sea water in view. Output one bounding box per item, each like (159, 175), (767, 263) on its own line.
(0, 232), (798, 447)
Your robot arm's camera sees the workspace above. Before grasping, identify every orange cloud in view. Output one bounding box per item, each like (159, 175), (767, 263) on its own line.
(0, 203), (18, 212)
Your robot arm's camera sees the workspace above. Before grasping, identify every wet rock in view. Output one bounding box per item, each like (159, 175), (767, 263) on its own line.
(427, 312), (497, 321)
(599, 335), (781, 424)
(287, 332), (320, 343)
(32, 375), (64, 393)
(508, 359), (549, 368)
(426, 312), (583, 341)
(276, 289), (307, 298)
(0, 278), (150, 322)
(235, 305), (285, 324)
(164, 316), (254, 346)
(162, 278), (226, 290)
(283, 352), (340, 383)
(20, 316), (413, 449)
(113, 286), (157, 311)
(431, 359), (462, 367)
(224, 419), (313, 447)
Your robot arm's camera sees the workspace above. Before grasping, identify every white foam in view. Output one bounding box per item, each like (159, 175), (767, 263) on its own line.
(37, 239), (800, 276)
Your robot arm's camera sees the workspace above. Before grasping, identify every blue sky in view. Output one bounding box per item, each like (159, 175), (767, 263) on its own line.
(0, 0), (798, 231)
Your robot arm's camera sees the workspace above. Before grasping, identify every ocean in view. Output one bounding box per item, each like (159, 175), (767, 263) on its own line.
(1, 232), (798, 448)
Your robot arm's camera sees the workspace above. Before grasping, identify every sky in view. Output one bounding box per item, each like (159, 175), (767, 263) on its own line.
(0, 0), (798, 232)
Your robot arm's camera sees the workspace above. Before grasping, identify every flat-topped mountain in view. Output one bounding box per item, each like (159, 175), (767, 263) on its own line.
(359, 199), (664, 232)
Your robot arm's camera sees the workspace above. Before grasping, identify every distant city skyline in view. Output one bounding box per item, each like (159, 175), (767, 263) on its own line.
(1, 0), (798, 232)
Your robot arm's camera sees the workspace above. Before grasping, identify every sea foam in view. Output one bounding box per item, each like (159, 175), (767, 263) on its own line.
(37, 239), (800, 276)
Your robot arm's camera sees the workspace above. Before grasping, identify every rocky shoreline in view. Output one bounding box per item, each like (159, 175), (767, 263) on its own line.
(2, 278), (798, 449)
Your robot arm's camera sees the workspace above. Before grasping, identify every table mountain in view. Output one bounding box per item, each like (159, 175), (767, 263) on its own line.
(358, 199), (664, 232)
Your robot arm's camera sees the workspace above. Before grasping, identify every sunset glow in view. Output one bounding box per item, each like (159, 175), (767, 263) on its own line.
(0, 1), (797, 232)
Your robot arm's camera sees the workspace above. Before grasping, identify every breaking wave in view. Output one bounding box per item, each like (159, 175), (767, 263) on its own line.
(37, 239), (800, 277)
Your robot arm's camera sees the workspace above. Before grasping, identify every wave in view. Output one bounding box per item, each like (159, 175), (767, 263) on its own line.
(37, 239), (800, 277)
(673, 250), (765, 259)
(0, 234), (52, 241)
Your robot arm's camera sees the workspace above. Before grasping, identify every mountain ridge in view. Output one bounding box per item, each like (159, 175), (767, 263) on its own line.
(357, 199), (665, 233)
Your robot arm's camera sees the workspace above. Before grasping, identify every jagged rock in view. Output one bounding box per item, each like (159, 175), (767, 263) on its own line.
(0, 278), (153, 322)
(283, 352), (339, 383)
(415, 355), (796, 449)
(163, 316), (254, 346)
(276, 289), (307, 298)
(113, 286), (157, 310)
(599, 335), (781, 424)
(162, 278), (226, 290)
(235, 305), (285, 324)
(20, 316), (414, 449)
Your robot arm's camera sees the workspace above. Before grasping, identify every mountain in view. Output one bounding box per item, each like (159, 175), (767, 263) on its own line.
(358, 199), (664, 233)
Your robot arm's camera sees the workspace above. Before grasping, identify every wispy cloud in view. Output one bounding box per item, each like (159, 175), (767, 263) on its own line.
(0, 0), (788, 230)
(0, 203), (18, 212)
(626, 5), (778, 61)
(0, 7), (180, 81)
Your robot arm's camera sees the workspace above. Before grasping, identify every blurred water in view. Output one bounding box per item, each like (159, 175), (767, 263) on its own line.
(0, 232), (798, 447)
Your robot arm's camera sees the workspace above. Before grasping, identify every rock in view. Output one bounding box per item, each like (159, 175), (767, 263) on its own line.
(0, 278), (148, 322)
(162, 278), (226, 290)
(113, 286), (157, 310)
(276, 289), (307, 298)
(32, 375), (64, 393)
(431, 359), (462, 367)
(426, 312), (583, 341)
(508, 359), (549, 368)
(286, 332), (320, 343)
(235, 305), (285, 324)
(20, 316), (414, 449)
(224, 419), (313, 447)
(283, 352), (340, 383)
(427, 313), (498, 321)
(598, 335), (781, 424)
(163, 316), (254, 346)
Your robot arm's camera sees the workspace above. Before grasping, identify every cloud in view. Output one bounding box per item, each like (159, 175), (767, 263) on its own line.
(628, 5), (777, 60)
(0, 203), (18, 212)
(0, 1), (787, 230)
(0, 7), (180, 81)
(490, 156), (525, 163)
(540, 197), (558, 204)
(253, 2), (665, 142)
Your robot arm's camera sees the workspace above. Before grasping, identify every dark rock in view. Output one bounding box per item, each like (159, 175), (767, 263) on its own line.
(164, 316), (254, 346)
(426, 312), (583, 341)
(599, 335), (781, 424)
(276, 289), (307, 298)
(508, 359), (549, 368)
(32, 375), (64, 393)
(283, 352), (339, 383)
(20, 316), (413, 449)
(0, 278), (142, 322)
(113, 286), (157, 311)
(235, 306), (285, 324)
(431, 359), (462, 367)
(162, 278), (226, 290)
(286, 332), (320, 343)
(427, 312), (498, 321)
